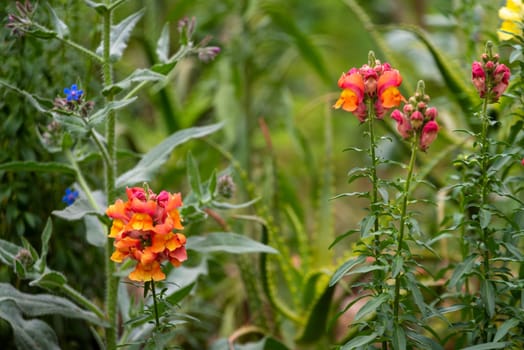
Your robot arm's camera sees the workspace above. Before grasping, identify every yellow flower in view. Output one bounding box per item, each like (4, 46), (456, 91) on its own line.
(498, 0), (524, 40)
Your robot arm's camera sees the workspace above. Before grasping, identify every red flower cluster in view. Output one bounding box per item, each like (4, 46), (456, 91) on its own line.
(106, 187), (187, 282)
(333, 60), (404, 122)
(391, 86), (439, 151)
(472, 53), (511, 103)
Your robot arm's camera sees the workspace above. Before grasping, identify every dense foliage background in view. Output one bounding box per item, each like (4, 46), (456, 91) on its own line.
(1, 0), (522, 349)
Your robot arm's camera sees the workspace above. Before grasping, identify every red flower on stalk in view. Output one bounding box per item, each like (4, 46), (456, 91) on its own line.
(471, 51), (511, 103)
(106, 187), (187, 282)
(333, 59), (404, 122)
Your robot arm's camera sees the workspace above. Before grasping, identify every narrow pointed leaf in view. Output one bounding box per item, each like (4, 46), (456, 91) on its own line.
(0, 161), (75, 175)
(102, 69), (165, 96)
(341, 332), (379, 349)
(186, 232), (278, 254)
(329, 255), (366, 286)
(46, 3), (69, 39)
(187, 152), (203, 200)
(88, 97), (137, 126)
(96, 9), (145, 61)
(461, 343), (508, 350)
(156, 23), (171, 63)
(0, 283), (107, 326)
(116, 123), (223, 187)
(355, 294), (389, 321)
(0, 300), (60, 350)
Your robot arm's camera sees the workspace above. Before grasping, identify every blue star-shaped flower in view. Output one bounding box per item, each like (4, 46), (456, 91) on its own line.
(62, 188), (79, 206)
(64, 84), (83, 101)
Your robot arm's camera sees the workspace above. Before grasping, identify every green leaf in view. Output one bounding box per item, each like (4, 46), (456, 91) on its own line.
(38, 218), (53, 272)
(29, 271), (67, 290)
(391, 255), (403, 278)
(479, 207), (491, 229)
(52, 190), (106, 220)
(102, 69), (165, 96)
(87, 97), (137, 126)
(296, 274), (335, 343)
(261, 1), (330, 85)
(493, 318), (519, 342)
(116, 123), (223, 187)
(341, 332), (379, 349)
(461, 343), (508, 350)
(329, 255), (366, 286)
(210, 336), (290, 350)
(0, 79), (54, 114)
(0, 239), (21, 266)
(354, 294), (389, 322)
(211, 197), (260, 210)
(83, 215), (107, 247)
(360, 215), (376, 237)
(0, 300), (60, 350)
(156, 23), (170, 63)
(392, 324), (407, 350)
(186, 232), (278, 254)
(0, 160), (74, 175)
(0, 283), (106, 326)
(45, 3), (69, 39)
(187, 152), (203, 200)
(448, 254), (477, 289)
(83, 0), (109, 13)
(480, 279), (495, 318)
(96, 9), (145, 61)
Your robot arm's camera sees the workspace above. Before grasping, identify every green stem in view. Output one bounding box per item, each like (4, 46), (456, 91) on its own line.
(64, 149), (100, 212)
(479, 96), (490, 278)
(150, 280), (161, 328)
(102, 5), (118, 350)
(62, 284), (106, 321)
(393, 138), (418, 324)
(88, 128), (112, 169)
(31, 23), (103, 63)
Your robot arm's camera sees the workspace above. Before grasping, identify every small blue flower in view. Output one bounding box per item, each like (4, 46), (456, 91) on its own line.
(64, 84), (83, 101)
(62, 188), (79, 206)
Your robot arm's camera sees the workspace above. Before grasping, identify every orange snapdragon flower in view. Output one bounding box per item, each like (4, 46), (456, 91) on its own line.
(106, 187), (187, 282)
(333, 59), (404, 122)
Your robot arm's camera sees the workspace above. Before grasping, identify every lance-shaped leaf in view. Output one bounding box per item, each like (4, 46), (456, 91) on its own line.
(102, 69), (165, 96)
(96, 9), (145, 61)
(156, 23), (170, 63)
(0, 283), (107, 326)
(186, 232), (278, 254)
(87, 97), (137, 126)
(52, 190), (106, 220)
(83, 0), (109, 14)
(0, 79), (54, 114)
(0, 300), (60, 350)
(0, 160), (75, 175)
(116, 123), (223, 187)
(46, 3), (69, 39)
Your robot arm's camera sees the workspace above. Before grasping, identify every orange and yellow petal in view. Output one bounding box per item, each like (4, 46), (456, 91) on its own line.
(128, 213), (154, 231)
(109, 219), (125, 238)
(106, 199), (128, 221)
(129, 261), (165, 282)
(377, 70), (402, 93)
(150, 232), (171, 253)
(333, 89), (360, 112)
(167, 209), (184, 230)
(380, 87), (404, 108)
(165, 233), (187, 251)
(110, 249), (128, 263)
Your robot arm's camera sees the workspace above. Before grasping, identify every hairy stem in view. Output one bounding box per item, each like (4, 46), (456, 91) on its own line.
(102, 4), (118, 350)
(150, 280), (161, 328)
(393, 138), (418, 324)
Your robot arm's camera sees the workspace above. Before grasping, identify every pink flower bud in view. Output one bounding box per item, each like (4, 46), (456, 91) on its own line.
(425, 107), (438, 120)
(410, 111), (424, 130)
(472, 61), (487, 98)
(417, 101), (426, 110)
(391, 109), (412, 139)
(420, 121), (439, 151)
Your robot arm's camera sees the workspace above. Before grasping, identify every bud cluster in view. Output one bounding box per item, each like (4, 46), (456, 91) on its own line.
(472, 49), (511, 103)
(333, 52), (404, 122)
(391, 82), (439, 151)
(53, 84), (94, 118)
(6, 0), (34, 37)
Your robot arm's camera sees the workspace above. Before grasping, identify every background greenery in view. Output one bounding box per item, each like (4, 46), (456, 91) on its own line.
(0, 0), (518, 349)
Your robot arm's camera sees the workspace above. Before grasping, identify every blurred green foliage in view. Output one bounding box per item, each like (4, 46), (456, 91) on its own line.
(1, 0), (521, 349)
